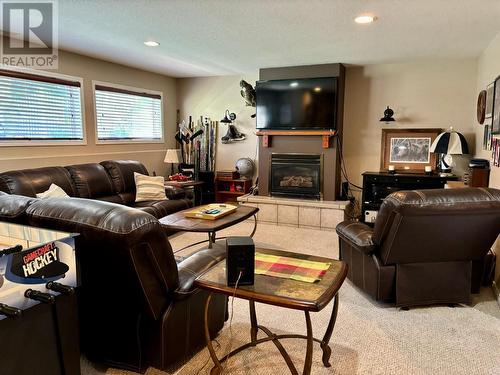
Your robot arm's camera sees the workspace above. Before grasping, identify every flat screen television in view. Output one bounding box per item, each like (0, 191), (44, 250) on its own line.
(256, 77), (337, 130)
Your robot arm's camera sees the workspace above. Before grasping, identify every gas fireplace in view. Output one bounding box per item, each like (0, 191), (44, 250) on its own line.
(270, 153), (322, 199)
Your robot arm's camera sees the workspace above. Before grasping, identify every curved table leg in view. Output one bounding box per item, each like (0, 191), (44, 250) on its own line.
(303, 311), (314, 375)
(320, 293), (339, 367)
(204, 293), (223, 375)
(250, 214), (257, 237)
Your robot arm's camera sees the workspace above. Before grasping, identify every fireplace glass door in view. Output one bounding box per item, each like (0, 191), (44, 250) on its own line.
(270, 154), (322, 199)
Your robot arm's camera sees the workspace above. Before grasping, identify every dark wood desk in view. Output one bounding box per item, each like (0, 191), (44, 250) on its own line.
(195, 246), (347, 375)
(361, 171), (458, 223)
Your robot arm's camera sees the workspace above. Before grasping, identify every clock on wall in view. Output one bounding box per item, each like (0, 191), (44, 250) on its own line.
(477, 90), (486, 125)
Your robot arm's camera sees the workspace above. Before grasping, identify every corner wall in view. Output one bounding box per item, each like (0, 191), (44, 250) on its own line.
(176, 75), (259, 174)
(343, 60), (477, 189)
(474, 31), (500, 293)
(0, 50), (177, 175)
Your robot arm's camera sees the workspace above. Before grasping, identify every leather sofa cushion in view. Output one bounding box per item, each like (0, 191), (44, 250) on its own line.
(0, 167), (77, 197)
(0, 192), (37, 223)
(336, 221), (375, 254)
(131, 199), (190, 219)
(100, 160), (149, 194)
(65, 163), (116, 199)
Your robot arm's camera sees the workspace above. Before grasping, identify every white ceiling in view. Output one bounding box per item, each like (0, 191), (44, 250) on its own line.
(58, 0), (500, 78)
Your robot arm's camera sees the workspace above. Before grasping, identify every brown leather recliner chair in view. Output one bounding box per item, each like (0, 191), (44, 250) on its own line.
(0, 193), (227, 373)
(336, 188), (500, 307)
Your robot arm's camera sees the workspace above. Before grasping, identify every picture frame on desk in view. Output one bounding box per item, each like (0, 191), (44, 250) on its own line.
(380, 128), (440, 173)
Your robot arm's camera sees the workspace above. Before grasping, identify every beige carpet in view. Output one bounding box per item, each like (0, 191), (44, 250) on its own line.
(82, 221), (500, 375)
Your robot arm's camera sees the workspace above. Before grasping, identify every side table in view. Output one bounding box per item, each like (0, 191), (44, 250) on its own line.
(195, 246), (347, 375)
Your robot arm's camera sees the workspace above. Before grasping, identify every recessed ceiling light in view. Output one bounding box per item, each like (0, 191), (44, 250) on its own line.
(314, 87), (321, 92)
(144, 40), (160, 47)
(290, 82), (299, 87)
(354, 14), (376, 24)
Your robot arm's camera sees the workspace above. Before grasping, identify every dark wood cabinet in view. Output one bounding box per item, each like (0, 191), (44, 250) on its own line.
(361, 172), (458, 223)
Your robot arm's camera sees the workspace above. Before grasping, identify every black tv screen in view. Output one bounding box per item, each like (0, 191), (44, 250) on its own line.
(256, 77), (337, 130)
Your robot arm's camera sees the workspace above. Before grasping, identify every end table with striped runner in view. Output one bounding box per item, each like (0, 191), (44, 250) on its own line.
(194, 245), (348, 375)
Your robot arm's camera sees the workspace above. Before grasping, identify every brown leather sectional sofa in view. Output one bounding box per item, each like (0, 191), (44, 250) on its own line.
(0, 161), (227, 373)
(0, 160), (191, 218)
(336, 188), (500, 307)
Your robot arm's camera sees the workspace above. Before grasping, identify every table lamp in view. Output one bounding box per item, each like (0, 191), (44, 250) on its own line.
(430, 127), (469, 176)
(164, 149), (182, 176)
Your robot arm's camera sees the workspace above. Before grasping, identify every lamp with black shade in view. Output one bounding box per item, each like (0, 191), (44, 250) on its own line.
(430, 127), (469, 177)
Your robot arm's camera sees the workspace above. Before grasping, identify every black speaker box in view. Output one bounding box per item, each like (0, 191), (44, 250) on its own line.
(226, 237), (255, 286)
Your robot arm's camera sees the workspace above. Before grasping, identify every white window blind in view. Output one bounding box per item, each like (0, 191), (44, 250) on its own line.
(95, 84), (163, 141)
(0, 70), (83, 142)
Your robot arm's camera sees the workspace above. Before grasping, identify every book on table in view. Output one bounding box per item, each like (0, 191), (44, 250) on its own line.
(184, 203), (238, 220)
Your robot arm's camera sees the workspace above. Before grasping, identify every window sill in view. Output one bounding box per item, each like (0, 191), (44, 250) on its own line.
(95, 139), (165, 145)
(0, 140), (87, 147)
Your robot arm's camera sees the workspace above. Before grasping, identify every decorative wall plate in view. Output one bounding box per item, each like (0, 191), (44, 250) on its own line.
(477, 90), (486, 124)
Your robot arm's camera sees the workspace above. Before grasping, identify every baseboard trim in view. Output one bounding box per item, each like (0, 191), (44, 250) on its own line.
(493, 281), (500, 308)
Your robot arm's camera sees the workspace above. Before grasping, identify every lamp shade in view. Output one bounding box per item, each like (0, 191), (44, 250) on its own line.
(164, 149), (182, 163)
(430, 128), (469, 155)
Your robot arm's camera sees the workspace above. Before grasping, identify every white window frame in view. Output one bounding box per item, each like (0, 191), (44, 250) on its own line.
(93, 81), (164, 145)
(0, 66), (86, 147)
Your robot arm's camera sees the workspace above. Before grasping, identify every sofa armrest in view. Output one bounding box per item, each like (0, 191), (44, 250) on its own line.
(165, 186), (187, 200)
(175, 246), (226, 298)
(336, 220), (375, 254)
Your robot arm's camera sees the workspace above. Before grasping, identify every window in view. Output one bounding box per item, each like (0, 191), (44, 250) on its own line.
(0, 69), (84, 144)
(94, 83), (163, 142)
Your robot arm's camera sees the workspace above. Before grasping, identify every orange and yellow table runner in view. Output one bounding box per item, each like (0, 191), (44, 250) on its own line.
(255, 252), (331, 283)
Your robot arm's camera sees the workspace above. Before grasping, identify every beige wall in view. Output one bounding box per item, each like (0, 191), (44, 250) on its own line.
(475, 31), (500, 189)
(0, 50), (177, 175)
(343, 60), (477, 189)
(474, 31), (500, 289)
(177, 61), (477, 189)
(177, 75), (259, 175)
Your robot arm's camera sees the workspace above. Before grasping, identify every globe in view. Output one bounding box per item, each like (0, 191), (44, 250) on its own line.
(235, 158), (254, 180)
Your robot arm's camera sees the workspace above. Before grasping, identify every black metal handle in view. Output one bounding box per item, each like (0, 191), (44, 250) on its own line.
(0, 303), (22, 318)
(46, 281), (74, 295)
(0, 244), (23, 257)
(24, 289), (55, 304)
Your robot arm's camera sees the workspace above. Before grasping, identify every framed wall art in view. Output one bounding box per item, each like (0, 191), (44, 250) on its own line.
(380, 128), (441, 173)
(492, 76), (500, 135)
(483, 122), (492, 151)
(485, 81), (495, 120)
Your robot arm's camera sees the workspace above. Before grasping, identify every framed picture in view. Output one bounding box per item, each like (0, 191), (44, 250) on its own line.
(492, 76), (500, 135)
(483, 122), (492, 151)
(485, 82), (494, 119)
(380, 128), (441, 172)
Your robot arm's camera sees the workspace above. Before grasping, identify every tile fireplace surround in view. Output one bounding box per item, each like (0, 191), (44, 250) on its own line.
(237, 194), (349, 231)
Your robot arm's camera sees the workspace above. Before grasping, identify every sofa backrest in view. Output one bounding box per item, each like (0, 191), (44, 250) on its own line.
(0, 166), (78, 197)
(65, 163), (122, 203)
(25, 197), (178, 320)
(0, 191), (36, 223)
(0, 160), (150, 205)
(374, 188), (500, 265)
(100, 160), (149, 204)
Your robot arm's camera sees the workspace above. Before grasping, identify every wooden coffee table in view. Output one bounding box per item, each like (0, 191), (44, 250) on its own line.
(159, 205), (259, 251)
(195, 246), (348, 375)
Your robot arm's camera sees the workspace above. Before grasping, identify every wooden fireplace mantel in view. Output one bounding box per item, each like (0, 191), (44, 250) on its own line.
(255, 130), (337, 149)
